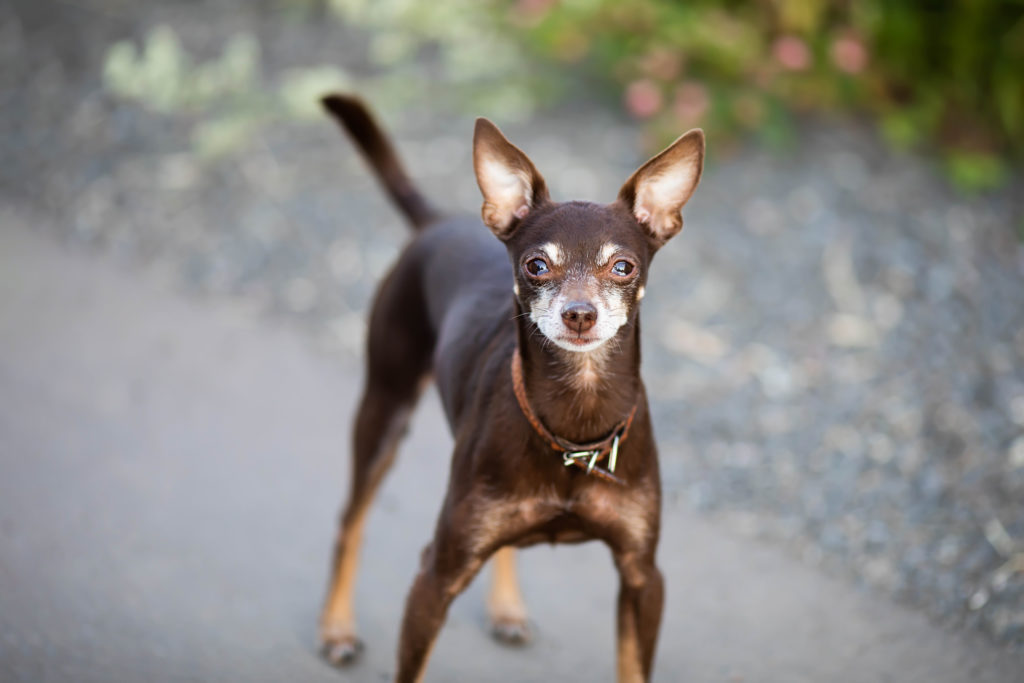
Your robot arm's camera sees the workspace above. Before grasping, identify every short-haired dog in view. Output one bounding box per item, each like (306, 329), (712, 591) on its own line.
(317, 94), (703, 682)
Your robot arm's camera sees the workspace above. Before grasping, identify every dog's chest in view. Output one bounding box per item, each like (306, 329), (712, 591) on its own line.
(474, 487), (652, 550)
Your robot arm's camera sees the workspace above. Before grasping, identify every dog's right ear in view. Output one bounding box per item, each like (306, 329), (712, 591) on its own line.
(473, 118), (550, 240)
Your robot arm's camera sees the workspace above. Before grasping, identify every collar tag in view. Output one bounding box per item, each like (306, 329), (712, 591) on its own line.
(512, 349), (637, 485)
(563, 449), (598, 467)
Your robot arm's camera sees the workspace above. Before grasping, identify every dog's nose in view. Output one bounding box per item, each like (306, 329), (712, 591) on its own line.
(561, 301), (597, 333)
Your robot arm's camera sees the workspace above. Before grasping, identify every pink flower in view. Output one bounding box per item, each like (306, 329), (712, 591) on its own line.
(673, 82), (709, 127)
(625, 79), (664, 119)
(516, 0), (555, 16)
(831, 35), (868, 74)
(512, 0), (555, 26)
(773, 36), (811, 71)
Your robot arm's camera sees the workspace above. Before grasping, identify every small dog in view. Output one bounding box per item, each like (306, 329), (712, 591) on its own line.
(317, 94), (703, 682)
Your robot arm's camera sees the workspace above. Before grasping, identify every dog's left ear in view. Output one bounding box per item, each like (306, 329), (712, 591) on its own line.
(618, 129), (704, 246)
(473, 118), (550, 240)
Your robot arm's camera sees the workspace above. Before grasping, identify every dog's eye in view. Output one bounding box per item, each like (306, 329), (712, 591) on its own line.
(525, 258), (549, 276)
(611, 260), (635, 277)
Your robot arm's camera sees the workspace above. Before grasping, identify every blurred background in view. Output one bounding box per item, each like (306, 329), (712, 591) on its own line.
(1, 0), (1023, 680)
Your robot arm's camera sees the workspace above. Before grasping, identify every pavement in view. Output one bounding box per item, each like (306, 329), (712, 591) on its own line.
(2, 222), (1023, 682)
(4, 0), (1024, 648)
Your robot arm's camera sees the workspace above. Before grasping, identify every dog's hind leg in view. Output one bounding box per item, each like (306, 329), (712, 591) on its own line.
(319, 382), (417, 665)
(487, 546), (531, 644)
(320, 266), (434, 666)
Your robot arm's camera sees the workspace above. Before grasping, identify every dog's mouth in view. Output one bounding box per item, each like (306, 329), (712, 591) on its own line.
(555, 334), (606, 351)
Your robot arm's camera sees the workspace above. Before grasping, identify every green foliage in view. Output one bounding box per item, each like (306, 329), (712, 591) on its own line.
(103, 25), (351, 159)
(101, 2), (1023, 189)
(311, 0), (551, 118)
(945, 152), (1009, 193)
(504, 0), (1024, 189)
(101, 4), (548, 160)
(103, 28), (267, 115)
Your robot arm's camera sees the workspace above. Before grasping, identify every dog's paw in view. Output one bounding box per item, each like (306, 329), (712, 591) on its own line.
(489, 615), (532, 646)
(320, 634), (364, 667)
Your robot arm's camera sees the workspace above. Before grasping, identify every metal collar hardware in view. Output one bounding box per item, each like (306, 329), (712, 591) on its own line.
(511, 351), (636, 485)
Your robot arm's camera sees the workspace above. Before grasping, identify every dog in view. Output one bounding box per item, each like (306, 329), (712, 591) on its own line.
(317, 94), (704, 682)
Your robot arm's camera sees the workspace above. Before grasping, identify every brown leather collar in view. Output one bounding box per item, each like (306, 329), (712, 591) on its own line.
(510, 350), (637, 485)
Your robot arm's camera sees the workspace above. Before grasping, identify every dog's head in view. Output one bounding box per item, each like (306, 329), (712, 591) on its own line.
(473, 119), (704, 353)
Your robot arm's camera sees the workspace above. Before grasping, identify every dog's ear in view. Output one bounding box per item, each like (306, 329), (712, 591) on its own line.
(473, 118), (550, 240)
(618, 129), (704, 246)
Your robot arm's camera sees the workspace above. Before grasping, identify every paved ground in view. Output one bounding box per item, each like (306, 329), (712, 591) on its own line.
(4, 0), (1024, 646)
(3, 222), (1023, 682)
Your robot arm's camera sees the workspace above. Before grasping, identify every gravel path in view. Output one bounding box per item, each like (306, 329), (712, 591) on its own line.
(3, 0), (1023, 651)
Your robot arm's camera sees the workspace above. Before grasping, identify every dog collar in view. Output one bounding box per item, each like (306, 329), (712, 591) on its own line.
(510, 350), (637, 485)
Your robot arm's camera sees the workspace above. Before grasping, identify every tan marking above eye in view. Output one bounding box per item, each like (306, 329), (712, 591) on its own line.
(597, 243), (618, 266)
(540, 242), (563, 266)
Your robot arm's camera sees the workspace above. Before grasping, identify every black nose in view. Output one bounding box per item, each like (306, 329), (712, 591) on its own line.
(561, 301), (597, 333)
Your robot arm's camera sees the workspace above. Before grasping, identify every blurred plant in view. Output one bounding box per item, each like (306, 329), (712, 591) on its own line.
(102, 2), (552, 159)
(103, 2), (1023, 190)
(103, 26), (351, 158)
(313, 0), (557, 117)
(501, 0), (1024, 191)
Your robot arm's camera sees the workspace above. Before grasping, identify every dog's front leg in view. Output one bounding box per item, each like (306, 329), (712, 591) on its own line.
(613, 549), (665, 683)
(394, 515), (491, 682)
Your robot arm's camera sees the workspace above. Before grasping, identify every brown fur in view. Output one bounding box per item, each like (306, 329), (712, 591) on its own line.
(317, 94), (703, 682)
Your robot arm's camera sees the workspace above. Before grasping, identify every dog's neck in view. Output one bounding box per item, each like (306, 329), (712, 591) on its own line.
(515, 304), (641, 445)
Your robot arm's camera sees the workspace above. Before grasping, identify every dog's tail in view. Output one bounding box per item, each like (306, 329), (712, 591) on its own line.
(321, 94), (439, 231)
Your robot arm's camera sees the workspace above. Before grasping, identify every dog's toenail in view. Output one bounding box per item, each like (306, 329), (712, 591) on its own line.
(491, 618), (531, 646)
(322, 637), (364, 666)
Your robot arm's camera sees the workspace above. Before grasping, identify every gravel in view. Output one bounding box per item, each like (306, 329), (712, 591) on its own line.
(3, 0), (1023, 649)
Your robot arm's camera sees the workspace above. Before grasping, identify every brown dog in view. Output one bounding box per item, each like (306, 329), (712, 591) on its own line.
(317, 94), (704, 682)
